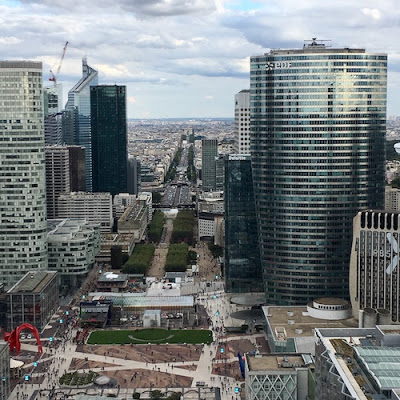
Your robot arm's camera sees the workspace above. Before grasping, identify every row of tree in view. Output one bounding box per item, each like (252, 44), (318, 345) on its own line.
(165, 243), (189, 272)
(171, 210), (195, 245)
(122, 244), (155, 274)
(186, 144), (196, 182)
(148, 211), (165, 242)
(165, 147), (183, 182)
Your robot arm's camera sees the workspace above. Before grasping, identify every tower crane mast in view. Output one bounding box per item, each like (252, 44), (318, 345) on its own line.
(49, 41), (69, 86)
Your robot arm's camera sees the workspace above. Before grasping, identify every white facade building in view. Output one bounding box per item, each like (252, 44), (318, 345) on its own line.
(385, 186), (400, 212)
(57, 192), (113, 232)
(0, 61), (48, 288)
(47, 218), (100, 287)
(234, 90), (250, 153)
(45, 146), (70, 219)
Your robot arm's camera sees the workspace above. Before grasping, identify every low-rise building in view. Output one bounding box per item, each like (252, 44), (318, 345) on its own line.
(58, 192), (113, 232)
(315, 325), (400, 400)
(118, 204), (148, 241)
(47, 219), (100, 289)
(263, 304), (357, 355)
(6, 271), (59, 331)
(97, 272), (129, 292)
(246, 353), (314, 400)
(99, 233), (136, 262)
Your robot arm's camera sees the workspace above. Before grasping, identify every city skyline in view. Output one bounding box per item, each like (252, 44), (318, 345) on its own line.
(1, 0), (400, 118)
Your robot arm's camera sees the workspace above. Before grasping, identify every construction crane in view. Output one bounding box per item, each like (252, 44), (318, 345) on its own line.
(49, 41), (69, 86)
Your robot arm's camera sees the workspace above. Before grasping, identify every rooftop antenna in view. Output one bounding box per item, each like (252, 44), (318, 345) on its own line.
(303, 38), (332, 49)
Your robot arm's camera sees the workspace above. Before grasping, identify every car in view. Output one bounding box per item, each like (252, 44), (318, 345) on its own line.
(27, 334), (32, 339)
(20, 334), (26, 340)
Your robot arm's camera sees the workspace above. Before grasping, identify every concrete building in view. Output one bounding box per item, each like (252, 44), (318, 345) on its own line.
(201, 139), (218, 191)
(250, 40), (387, 304)
(246, 353), (314, 400)
(234, 89), (250, 153)
(65, 57), (98, 191)
(47, 219), (100, 289)
(57, 192), (113, 232)
(385, 186), (400, 212)
(118, 204), (148, 241)
(349, 210), (400, 323)
(98, 233), (135, 262)
(0, 61), (48, 289)
(315, 325), (400, 400)
(45, 146), (70, 219)
(0, 341), (10, 400)
(6, 271), (59, 331)
(263, 304), (357, 355)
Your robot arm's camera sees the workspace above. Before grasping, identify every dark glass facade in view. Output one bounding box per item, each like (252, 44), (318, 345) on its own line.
(91, 85), (127, 196)
(250, 44), (387, 304)
(224, 154), (263, 292)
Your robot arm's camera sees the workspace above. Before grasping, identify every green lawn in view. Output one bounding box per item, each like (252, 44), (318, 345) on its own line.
(87, 328), (213, 345)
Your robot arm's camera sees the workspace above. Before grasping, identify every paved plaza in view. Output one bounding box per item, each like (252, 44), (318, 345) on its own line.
(7, 288), (268, 400)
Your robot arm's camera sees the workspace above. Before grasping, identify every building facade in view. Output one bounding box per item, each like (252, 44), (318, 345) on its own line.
(201, 139), (218, 191)
(45, 146), (70, 219)
(234, 89), (251, 153)
(245, 353), (313, 400)
(6, 271), (59, 331)
(47, 219), (100, 288)
(91, 85), (127, 196)
(0, 342), (10, 400)
(57, 192), (113, 232)
(128, 157), (141, 195)
(385, 186), (400, 212)
(224, 154), (263, 293)
(44, 84), (63, 146)
(349, 210), (400, 323)
(250, 41), (387, 304)
(68, 145), (86, 192)
(0, 61), (48, 289)
(65, 58), (98, 191)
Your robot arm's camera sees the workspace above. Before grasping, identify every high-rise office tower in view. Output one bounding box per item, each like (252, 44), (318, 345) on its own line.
(201, 139), (218, 191)
(250, 40), (387, 304)
(44, 84), (63, 145)
(91, 85), (127, 196)
(234, 90), (250, 153)
(127, 157), (141, 195)
(224, 154), (263, 293)
(68, 145), (86, 192)
(65, 57), (98, 191)
(45, 146), (70, 219)
(0, 61), (48, 288)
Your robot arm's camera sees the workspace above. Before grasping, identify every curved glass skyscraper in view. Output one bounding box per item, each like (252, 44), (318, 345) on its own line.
(250, 41), (387, 304)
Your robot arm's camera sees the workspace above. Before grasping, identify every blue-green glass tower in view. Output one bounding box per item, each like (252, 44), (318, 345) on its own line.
(91, 85), (127, 196)
(250, 40), (387, 304)
(224, 154), (263, 292)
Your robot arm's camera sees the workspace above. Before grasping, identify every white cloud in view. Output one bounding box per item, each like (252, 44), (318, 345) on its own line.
(362, 8), (382, 20)
(1, 0), (400, 117)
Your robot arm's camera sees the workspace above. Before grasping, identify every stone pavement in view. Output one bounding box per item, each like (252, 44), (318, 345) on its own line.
(8, 287), (263, 400)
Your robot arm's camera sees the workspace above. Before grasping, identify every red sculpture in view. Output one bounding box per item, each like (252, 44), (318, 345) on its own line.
(4, 323), (43, 355)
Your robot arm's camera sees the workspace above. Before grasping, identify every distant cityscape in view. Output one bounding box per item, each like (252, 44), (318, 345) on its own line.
(2, 39), (400, 400)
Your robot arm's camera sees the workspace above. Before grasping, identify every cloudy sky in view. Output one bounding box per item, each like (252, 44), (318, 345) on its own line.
(1, 0), (400, 118)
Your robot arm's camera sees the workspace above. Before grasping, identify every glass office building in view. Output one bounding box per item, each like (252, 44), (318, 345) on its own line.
(0, 61), (48, 289)
(65, 58), (98, 191)
(250, 41), (387, 304)
(201, 139), (218, 191)
(224, 154), (263, 293)
(91, 85), (127, 196)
